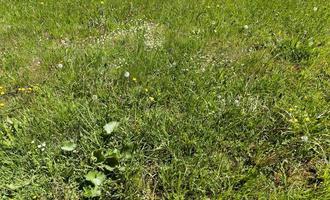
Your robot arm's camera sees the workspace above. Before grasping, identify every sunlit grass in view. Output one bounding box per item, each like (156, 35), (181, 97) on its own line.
(0, 0), (329, 199)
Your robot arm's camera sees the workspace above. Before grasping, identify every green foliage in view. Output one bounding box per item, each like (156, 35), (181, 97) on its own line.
(83, 171), (106, 198)
(61, 141), (77, 151)
(0, 0), (329, 199)
(85, 171), (106, 186)
(103, 121), (120, 135)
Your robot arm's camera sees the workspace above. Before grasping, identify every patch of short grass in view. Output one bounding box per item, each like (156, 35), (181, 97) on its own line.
(0, 0), (329, 199)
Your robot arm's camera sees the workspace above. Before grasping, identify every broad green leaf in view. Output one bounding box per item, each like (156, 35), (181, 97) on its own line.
(104, 156), (119, 167)
(85, 171), (106, 186)
(104, 149), (120, 167)
(61, 141), (77, 151)
(83, 186), (101, 198)
(103, 121), (119, 134)
(92, 149), (105, 162)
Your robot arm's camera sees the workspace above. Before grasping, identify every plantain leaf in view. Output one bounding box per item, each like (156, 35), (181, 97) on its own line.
(103, 121), (119, 134)
(61, 141), (77, 151)
(85, 171), (106, 186)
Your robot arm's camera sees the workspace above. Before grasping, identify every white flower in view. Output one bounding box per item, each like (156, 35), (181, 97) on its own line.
(41, 148), (45, 151)
(41, 142), (46, 147)
(313, 7), (318, 12)
(244, 25), (249, 29)
(92, 95), (98, 101)
(37, 144), (42, 148)
(301, 135), (308, 142)
(124, 71), (130, 78)
(31, 140), (35, 144)
(57, 63), (63, 68)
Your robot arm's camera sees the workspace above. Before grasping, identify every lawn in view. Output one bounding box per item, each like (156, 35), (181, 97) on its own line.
(0, 0), (329, 199)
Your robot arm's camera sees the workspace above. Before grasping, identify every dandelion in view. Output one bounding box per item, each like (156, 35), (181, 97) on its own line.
(57, 63), (63, 69)
(301, 135), (308, 142)
(124, 71), (130, 78)
(0, 103), (5, 107)
(132, 77), (137, 82)
(100, 1), (104, 4)
(18, 88), (26, 92)
(313, 7), (318, 12)
(92, 95), (98, 101)
(144, 88), (149, 92)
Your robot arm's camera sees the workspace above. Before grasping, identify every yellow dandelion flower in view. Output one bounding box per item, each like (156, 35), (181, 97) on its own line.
(132, 77), (137, 82)
(0, 103), (5, 107)
(144, 88), (149, 92)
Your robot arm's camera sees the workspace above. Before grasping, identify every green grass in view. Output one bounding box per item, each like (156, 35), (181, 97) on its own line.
(1, 0), (330, 199)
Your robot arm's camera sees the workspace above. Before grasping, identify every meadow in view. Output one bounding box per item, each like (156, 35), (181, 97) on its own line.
(0, 0), (329, 199)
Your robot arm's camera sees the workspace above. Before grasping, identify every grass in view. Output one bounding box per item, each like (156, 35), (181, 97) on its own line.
(0, 0), (330, 199)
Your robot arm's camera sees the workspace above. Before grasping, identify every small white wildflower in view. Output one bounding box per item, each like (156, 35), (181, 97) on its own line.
(57, 63), (63, 69)
(124, 71), (130, 78)
(301, 135), (309, 142)
(31, 140), (35, 144)
(92, 95), (98, 101)
(313, 7), (318, 12)
(244, 25), (249, 29)
(41, 142), (46, 147)
(41, 148), (45, 151)
(37, 144), (42, 148)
